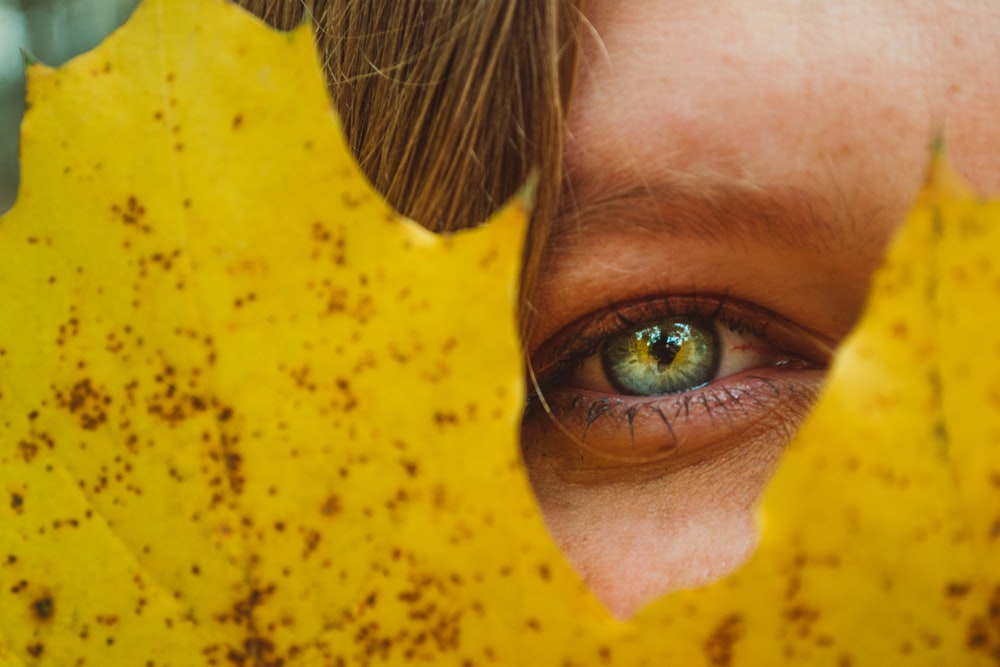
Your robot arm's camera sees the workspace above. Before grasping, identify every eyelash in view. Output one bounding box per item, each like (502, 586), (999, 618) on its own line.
(525, 295), (833, 465)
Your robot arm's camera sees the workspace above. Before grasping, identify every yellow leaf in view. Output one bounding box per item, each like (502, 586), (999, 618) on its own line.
(1, 1), (998, 666)
(0, 1), (558, 664)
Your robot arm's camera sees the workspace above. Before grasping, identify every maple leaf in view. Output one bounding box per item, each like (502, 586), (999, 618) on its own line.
(0, 1), (540, 664)
(0, 1), (998, 666)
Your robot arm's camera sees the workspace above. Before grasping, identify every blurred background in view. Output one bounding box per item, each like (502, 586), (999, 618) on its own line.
(0, 0), (138, 213)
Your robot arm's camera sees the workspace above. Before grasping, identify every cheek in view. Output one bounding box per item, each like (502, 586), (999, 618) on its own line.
(521, 424), (787, 619)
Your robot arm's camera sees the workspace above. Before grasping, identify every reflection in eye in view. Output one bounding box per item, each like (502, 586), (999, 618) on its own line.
(525, 296), (835, 466)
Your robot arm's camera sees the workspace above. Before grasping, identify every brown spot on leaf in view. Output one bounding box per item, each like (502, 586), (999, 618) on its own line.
(111, 196), (151, 233)
(399, 459), (419, 478)
(705, 614), (746, 667)
(321, 495), (341, 517)
(964, 583), (1000, 660)
(433, 411), (459, 428)
(227, 637), (281, 667)
(18, 441), (39, 462)
(56, 378), (111, 430)
(479, 246), (499, 269)
(946, 581), (972, 598)
(32, 596), (53, 621)
(302, 530), (322, 559)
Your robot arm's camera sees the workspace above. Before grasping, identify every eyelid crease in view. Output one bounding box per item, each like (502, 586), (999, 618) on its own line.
(553, 172), (858, 255)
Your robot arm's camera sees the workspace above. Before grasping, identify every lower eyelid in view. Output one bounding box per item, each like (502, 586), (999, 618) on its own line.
(524, 368), (824, 468)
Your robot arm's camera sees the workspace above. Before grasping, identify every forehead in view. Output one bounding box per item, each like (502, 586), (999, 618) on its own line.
(566, 0), (1000, 201)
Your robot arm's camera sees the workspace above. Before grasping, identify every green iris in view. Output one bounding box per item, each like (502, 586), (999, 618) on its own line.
(601, 317), (719, 395)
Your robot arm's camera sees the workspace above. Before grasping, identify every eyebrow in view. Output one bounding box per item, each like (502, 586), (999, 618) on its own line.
(549, 171), (869, 255)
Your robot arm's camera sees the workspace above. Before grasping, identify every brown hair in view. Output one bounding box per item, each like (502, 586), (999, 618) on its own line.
(235, 0), (583, 338)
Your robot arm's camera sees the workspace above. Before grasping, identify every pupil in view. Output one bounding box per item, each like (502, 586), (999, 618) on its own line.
(649, 334), (681, 369)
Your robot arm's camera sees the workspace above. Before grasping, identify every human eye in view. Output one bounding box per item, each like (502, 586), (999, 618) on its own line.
(524, 295), (834, 468)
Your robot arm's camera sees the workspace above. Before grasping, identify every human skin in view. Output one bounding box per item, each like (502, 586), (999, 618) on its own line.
(520, 0), (1000, 618)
